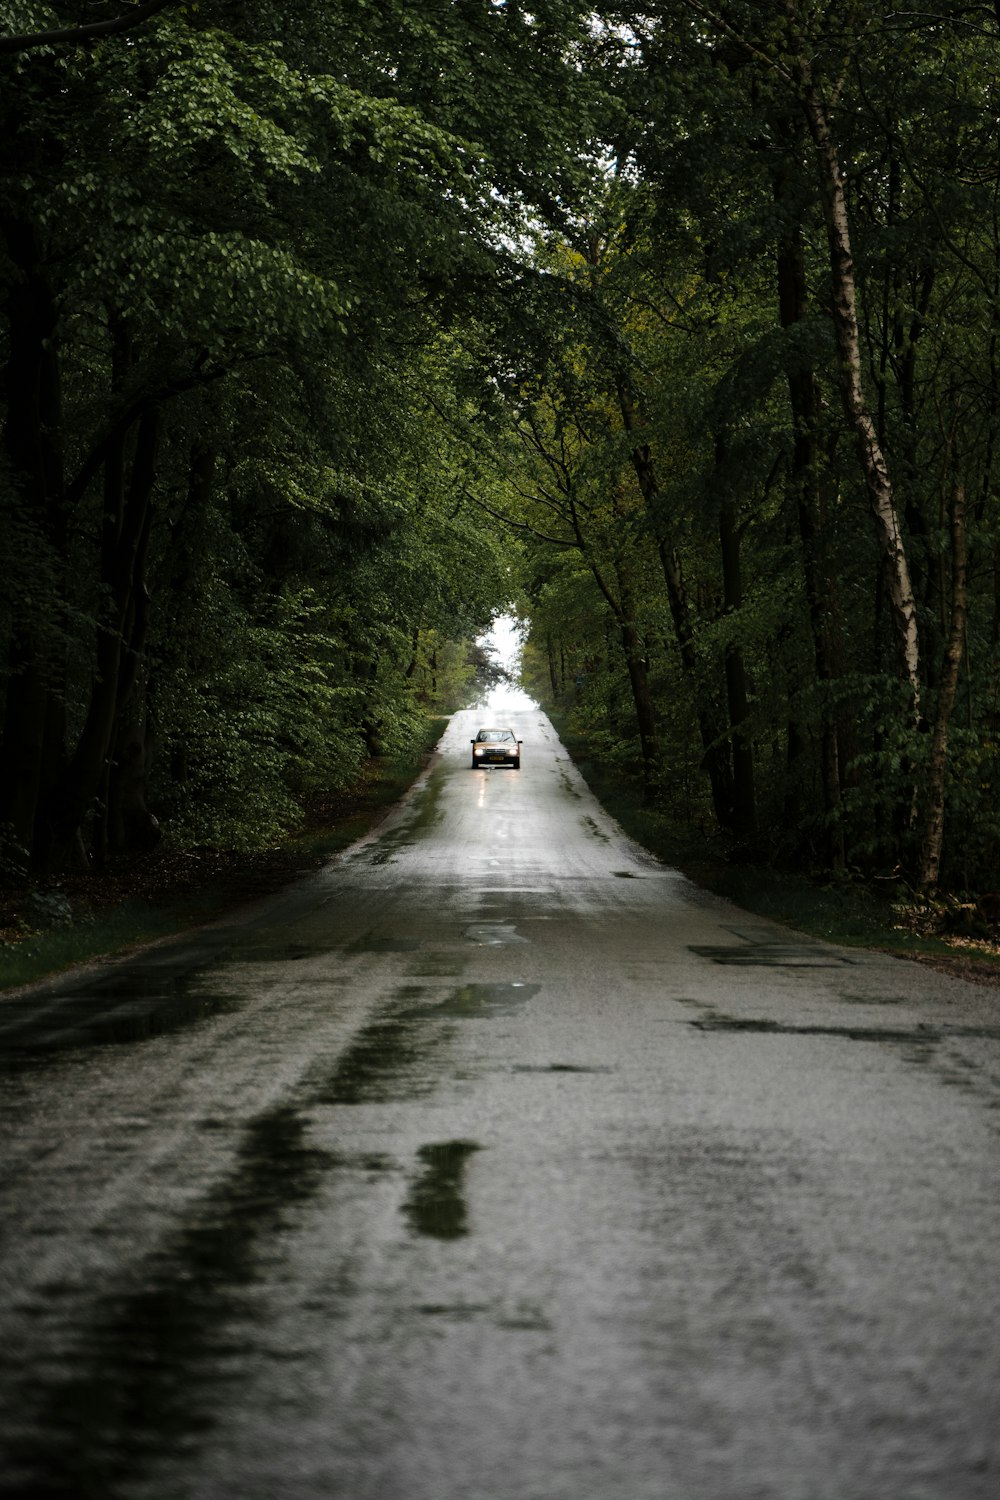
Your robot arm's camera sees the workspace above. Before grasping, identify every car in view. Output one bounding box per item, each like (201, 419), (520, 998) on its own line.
(471, 727), (522, 769)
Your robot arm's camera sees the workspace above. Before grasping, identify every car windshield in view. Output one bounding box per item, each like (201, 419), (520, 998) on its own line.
(476, 730), (514, 742)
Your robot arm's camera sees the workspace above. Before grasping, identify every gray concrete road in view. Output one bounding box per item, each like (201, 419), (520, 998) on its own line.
(0, 701), (998, 1500)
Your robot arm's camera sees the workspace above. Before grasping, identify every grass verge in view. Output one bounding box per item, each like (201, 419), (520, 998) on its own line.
(0, 719), (447, 994)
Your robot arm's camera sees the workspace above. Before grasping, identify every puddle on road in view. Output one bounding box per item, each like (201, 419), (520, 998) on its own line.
(839, 992), (907, 1006)
(692, 1016), (944, 1045)
(423, 982), (540, 1019)
(402, 1140), (481, 1240)
(236, 943), (346, 963)
(690, 943), (854, 968)
(512, 1061), (612, 1074)
(496, 1302), (553, 1331)
(415, 1298), (552, 1331)
(464, 922), (529, 946)
(406, 952), (467, 978)
(344, 934), (423, 956)
(416, 1301), (493, 1321)
(0, 969), (241, 1059)
(558, 767), (582, 800)
(313, 977), (540, 1105)
(581, 815), (610, 843)
(364, 834), (422, 868)
(359, 768), (446, 866)
(3, 1104), (333, 1500)
(312, 1006), (445, 1105)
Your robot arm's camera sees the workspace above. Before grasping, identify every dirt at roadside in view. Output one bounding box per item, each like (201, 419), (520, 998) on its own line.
(0, 842), (334, 947)
(899, 945), (1000, 988)
(0, 779), (379, 950)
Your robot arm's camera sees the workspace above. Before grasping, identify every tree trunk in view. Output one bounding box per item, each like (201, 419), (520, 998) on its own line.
(717, 451), (757, 840)
(615, 574), (661, 795)
(55, 359), (160, 860)
(106, 430), (158, 859)
(565, 492), (660, 798)
(546, 635), (559, 699)
(774, 157), (845, 867)
(0, 661), (51, 871)
(800, 84), (921, 710)
(108, 711), (160, 858)
(404, 628), (420, 681)
(877, 156), (936, 668)
(0, 211), (67, 866)
(920, 484), (968, 892)
(617, 383), (737, 827)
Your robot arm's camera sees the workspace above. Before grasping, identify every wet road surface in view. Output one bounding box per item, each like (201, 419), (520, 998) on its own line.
(1, 702), (998, 1499)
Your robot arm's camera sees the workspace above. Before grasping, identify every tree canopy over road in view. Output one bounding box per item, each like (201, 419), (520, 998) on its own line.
(3, 1), (1000, 897)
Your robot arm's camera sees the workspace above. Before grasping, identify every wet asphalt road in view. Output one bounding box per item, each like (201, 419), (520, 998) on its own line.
(0, 701), (998, 1500)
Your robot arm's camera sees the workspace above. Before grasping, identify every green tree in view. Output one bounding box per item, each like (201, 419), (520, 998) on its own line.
(0, 0), (597, 870)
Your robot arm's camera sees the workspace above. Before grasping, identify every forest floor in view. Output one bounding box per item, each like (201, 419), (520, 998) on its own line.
(0, 724), (448, 993)
(546, 721), (1000, 993)
(680, 855), (1000, 991)
(1, 810), (355, 943)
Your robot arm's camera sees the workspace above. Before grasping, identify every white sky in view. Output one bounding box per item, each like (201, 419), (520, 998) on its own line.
(485, 612), (521, 672)
(480, 613), (538, 712)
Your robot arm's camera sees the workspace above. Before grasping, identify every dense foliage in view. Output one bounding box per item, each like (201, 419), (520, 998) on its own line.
(3, 1), (999, 896)
(0, 0), (596, 870)
(514, 2), (1000, 893)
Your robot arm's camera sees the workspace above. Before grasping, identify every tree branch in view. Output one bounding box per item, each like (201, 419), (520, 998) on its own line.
(0, 0), (176, 55)
(465, 490), (578, 548)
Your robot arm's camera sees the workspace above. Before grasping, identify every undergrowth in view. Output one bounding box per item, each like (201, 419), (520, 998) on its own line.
(551, 715), (1000, 977)
(0, 719), (447, 993)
